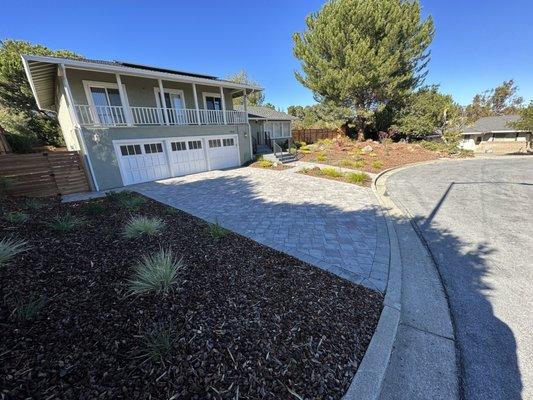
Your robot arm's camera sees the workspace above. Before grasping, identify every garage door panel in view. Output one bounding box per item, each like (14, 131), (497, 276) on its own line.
(208, 136), (239, 170)
(117, 141), (171, 185)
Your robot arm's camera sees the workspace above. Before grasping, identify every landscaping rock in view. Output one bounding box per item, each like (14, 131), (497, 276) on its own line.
(362, 145), (374, 153)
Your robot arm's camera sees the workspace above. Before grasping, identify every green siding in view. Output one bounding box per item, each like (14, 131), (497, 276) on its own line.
(82, 124), (252, 190)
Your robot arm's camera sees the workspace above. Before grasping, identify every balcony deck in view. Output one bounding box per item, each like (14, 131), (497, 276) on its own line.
(75, 105), (247, 127)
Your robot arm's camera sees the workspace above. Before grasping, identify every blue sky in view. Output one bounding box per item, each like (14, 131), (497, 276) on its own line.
(1, 0), (532, 109)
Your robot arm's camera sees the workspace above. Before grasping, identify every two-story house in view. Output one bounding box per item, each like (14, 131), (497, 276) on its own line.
(22, 54), (262, 191)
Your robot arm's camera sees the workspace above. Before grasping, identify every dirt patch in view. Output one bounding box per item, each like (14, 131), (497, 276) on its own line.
(0, 194), (383, 399)
(300, 137), (470, 173)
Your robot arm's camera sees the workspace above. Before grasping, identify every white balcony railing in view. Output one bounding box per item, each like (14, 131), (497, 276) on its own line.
(75, 105), (247, 127)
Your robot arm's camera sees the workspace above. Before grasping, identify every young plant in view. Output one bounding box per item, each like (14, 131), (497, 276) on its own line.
(123, 215), (165, 239)
(5, 211), (29, 224)
(49, 213), (85, 232)
(0, 237), (29, 266)
(315, 153), (327, 162)
(321, 167), (343, 178)
(83, 201), (105, 216)
(207, 220), (228, 241)
(256, 159), (274, 168)
(13, 294), (47, 321)
(25, 198), (44, 211)
(138, 324), (174, 364)
(346, 172), (370, 185)
(371, 160), (384, 170)
(128, 249), (184, 295)
(0, 177), (12, 196)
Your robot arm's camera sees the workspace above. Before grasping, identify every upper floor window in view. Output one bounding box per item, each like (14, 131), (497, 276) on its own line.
(204, 93), (222, 111)
(83, 81), (126, 125)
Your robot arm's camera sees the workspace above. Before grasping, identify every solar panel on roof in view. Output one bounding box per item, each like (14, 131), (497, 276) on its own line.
(115, 61), (218, 80)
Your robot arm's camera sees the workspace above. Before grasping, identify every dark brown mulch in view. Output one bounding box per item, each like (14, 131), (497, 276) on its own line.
(0, 194), (383, 400)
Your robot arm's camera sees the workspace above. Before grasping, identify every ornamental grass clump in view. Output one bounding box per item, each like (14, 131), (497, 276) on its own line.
(371, 160), (384, 170)
(123, 215), (165, 239)
(83, 201), (105, 216)
(138, 324), (174, 364)
(49, 213), (85, 232)
(207, 220), (228, 241)
(0, 237), (29, 266)
(346, 172), (370, 185)
(13, 294), (47, 321)
(256, 159), (274, 168)
(25, 198), (44, 211)
(128, 249), (183, 295)
(321, 167), (343, 178)
(5, 211), (29, 224)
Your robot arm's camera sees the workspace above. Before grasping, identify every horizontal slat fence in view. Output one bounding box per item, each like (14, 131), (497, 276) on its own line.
(292, 128), (342, 144)
(0, 151), (90, 197)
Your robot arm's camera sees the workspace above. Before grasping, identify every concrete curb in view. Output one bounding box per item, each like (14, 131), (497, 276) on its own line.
(342, 167), (403, 400)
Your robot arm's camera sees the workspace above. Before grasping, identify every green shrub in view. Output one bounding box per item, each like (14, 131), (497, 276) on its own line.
(256, 159), (274, 168)
(0, 177), (13, 195)
(13, 294), (47, 321)
(123, 215), (165, 239)
(49, 213), (85, 232)
(346, 172), (370, 185)
(316, 138), (333, 146)
(5, 211), (29, 224)
(321, 167), (343, 178)
(83, 202), (105, 216)
(315, 153), (327, 162)
(371, 160), (384, 170)
(0, 237), (29, 266)
(25, 198), (44, 210)
(207, 220), (228, 240)
(165, 207), (181, 216)
(419, 140), (447, 152)
(138, 324), (174, 364)
(128, 249), (183, 295)
(4, 133), (36, 154)
(340, 159), (365, 169)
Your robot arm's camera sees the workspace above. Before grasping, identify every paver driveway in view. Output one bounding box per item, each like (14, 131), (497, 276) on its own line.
(387, 157), (533, 400)
(133, 167), (390, 292)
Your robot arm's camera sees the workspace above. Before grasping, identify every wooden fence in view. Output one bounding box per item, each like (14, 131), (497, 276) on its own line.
(0, 151), (90, 197)
(291, 128), (343, 144)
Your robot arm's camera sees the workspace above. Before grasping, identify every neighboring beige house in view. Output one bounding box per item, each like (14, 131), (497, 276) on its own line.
(459, 115), (532, 154)
(22, 55), (262, 191)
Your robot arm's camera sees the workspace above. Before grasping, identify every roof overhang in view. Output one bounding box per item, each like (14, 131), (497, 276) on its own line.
(461, 129), (530, 136)
(22, 54), (263, 111)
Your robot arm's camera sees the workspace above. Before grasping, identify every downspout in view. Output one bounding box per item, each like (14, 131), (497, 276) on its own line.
(59, 64), (100, 191)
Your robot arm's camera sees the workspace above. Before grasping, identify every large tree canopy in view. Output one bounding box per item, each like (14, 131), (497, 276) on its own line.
(226, 70), (264, 106)
(0, 39), (80, 149)
(392, 86), (460, 138)
(511, 102), (533, 132)
(293, 0), (434, 138)
(464, 80), (524, 124)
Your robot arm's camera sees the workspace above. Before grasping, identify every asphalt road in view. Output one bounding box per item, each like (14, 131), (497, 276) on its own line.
(386, 156), (533, 400)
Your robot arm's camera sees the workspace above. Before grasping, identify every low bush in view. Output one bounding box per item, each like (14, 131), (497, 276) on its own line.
(123, 215), (165, 239)
(25, 198), (44, 210)
(371, 160), (384, 170)
(340, 159), (365, 169)
(321, 167), (343, 178)
(0, 237), (29, 266)
(49, 214), (85, 232)
(138, 324), (174, 364)
(299, 145), (312, 153)
(207, 220), (229, 241)
(419, 140), (447, 152)
(346, 172), (370, 185)
(5, 211), (29, 224)
(316, 153), (327, 162)
(13, 294), (47, 321)
(256, 159), (274, 168)
(83, 202), (105, 215)
(128, 249), (184, 295)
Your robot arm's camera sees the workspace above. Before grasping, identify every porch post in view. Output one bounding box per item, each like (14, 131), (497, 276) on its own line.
(116, 74), (133, 126)
(158, 79), (169, 125)
(219, 86), (227, 124)
(244, 89), (253, 157)
(192, 83), (201, 125)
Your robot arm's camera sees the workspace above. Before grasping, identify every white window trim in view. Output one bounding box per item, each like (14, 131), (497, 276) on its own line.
(82, 80), (131, 124)
(153, 87), (186, 109)
(202, 92), (222, 110)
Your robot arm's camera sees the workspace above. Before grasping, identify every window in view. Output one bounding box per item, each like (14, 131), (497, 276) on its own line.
(120, 144), (142, 156)
(171, 142), (187, 151)
(223, 138), (234, 146)
(209, 139), (222, 148)
(204, 95), (222, 111)
(84, 81), (126, 125)
(188, 140), (202, 150)
(144, 143), (163, 154)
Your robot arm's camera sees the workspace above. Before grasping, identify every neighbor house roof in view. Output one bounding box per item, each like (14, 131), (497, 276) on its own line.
(462, 115), (523, 135)
(21, 54), (263, 111)
(235, 105), (297, 121)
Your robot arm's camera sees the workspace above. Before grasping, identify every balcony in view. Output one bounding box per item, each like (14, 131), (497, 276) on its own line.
(75, 105), (248, 127)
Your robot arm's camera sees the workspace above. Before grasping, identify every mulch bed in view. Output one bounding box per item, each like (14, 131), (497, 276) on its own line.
(0, 194), (383, 399)
(300, 137), (469, 173)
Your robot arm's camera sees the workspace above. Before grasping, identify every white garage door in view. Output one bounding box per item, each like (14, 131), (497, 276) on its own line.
(207, 136), (240, 170)
(117, 142), (171, 185)
(115, 134), (240, 186)
(169, 139), (207, 176)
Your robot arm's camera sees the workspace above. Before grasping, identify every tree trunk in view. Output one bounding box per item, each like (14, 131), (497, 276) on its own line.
(356, 115), (366, 141)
